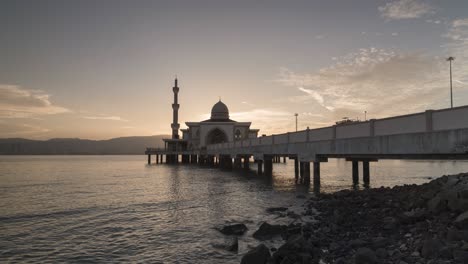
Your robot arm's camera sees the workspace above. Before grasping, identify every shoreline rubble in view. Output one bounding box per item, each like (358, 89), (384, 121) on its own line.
(239, 173), (468, 264)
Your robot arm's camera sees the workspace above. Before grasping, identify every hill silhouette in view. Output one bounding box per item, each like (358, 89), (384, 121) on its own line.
(0, 135), (168, 155)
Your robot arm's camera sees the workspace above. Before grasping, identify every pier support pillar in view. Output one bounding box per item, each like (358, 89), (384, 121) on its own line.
(264, 157), (273, 176)
(234, 157), (242, 169)
(299, 162), (305, 184)
(304, 162), (311, 185)
(257, 160), (263, 175)
(352, 161), (359, 184)
(363, 161), (370, 186)
(313, 162), (320, 187)
(283, 157), (286, 163)
(294, 158), (299, 183)
(182, 155), (189, 164)
(148, 154), (151, 165)
(243, 157), (250, 170)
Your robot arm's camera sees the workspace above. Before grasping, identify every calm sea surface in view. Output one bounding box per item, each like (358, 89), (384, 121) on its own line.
(1, 155), (468, 263)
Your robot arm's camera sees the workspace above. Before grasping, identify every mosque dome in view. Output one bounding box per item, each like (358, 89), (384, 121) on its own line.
(210, 100), (230, 120)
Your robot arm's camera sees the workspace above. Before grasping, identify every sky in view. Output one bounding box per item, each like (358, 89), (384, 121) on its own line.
(1, 0), (468, 139)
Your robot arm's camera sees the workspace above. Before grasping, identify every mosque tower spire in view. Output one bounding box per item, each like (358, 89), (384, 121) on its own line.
(171, 77), (180, 139)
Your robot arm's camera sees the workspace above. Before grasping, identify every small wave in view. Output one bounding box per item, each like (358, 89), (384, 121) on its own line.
(0, 207), (96, 223)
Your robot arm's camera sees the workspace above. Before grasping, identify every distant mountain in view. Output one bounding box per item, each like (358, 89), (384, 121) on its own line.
(0, 135), (169, 155)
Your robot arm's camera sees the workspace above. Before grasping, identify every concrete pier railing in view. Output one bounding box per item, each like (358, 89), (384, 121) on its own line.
(206, 105), (468, 161)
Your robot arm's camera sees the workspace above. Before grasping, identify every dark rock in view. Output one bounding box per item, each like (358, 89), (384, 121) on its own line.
(272, 235), (309, 263)
(212, 236), (238, 252)
(454, 210), (468, 228)
(253, 222), (286, 240)
(427, 195), (446, 213)
(241, 244), (271, 264)
(296, 194), (306, 199)
(349, 239), (367, 248)
(453, 249), (468, 263)
(371, 237), (389, 249)
(383, 217), (398, 230)
(354, 247), (378, 264)
(375, 248), (387, 258)
(217, 223), (247, 236)
(266, 207), (288, 213)
(420, 238), (442, 259)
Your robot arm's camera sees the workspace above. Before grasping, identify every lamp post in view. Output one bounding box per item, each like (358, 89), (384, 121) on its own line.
(294, 113), (298, 132)
(447, 56), (455, 108)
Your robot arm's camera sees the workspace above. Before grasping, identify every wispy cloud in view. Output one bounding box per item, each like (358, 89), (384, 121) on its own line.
(0, 85), (70, 118)
(277, 47), (447, 119)
(378, 0), (434, 20)
(82, 115), (128, 122)
(0, 121), (50, 138)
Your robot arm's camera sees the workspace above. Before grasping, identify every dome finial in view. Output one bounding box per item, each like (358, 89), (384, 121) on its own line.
(219, 96), (221, 102)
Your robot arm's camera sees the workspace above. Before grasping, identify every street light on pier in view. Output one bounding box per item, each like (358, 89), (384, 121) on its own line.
(447, 56), (455, 108)
(294, 113), (298, 132)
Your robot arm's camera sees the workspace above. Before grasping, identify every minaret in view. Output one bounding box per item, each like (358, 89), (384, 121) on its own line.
(171, 78), (180, 139)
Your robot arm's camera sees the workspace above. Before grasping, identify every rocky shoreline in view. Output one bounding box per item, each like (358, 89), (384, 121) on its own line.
(220, 173), (468, 263)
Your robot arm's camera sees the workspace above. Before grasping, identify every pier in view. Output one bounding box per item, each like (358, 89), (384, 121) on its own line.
(146, 104), (468, 187)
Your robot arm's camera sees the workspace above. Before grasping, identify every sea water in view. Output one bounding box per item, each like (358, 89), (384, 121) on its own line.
(1, 155), (468, 263)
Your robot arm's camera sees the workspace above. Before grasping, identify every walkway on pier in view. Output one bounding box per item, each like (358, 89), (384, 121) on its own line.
(147, 105), (468, 187)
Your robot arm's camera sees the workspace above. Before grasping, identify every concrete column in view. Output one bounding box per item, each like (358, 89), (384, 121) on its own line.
(294, 158), (299, 182)
(264, 157), (273, 176)
(299, 162), (305, 184)
(226, 157), (233, 170)
(313, 162), (320, 186)
(304, 162), (311, 185)
(257, 160), (263, 175)
(234, 157), (241, 169)
(243, 157), (250, 170)
(352, 161), (359, 184)
(369, 119), (375, 137)
(148, 154), (151, 165)
(363, 161), (370, 185)
(425, 110), (433, 132)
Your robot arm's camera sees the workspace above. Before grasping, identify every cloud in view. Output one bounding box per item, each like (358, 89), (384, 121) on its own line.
(391, 32), (399, 36)
(277, 47), (450, 120)
(378, 0), (434, 20)
(82, 115), (128, 122)
(0, 121), (50, 138)
(315, 35), (324, 40)
(0, 85), (70, 118)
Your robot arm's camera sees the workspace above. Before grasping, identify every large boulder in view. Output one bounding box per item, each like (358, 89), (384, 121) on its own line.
(212, 236), (238, 252)
(354, 247), (378, 264)
(253, 222), (286, 240)
(454, 210), (468, 228)
(240, 244), (270, 264)
(272, 235), (313, 263)
(217, 223), (247, 236)
(420, 238), (443, 259)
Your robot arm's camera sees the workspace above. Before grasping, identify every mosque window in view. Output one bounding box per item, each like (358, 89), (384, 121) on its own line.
(235, 129), (242, 139)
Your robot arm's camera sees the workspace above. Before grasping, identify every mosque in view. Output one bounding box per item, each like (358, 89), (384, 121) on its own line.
(163, 78), (259, 154)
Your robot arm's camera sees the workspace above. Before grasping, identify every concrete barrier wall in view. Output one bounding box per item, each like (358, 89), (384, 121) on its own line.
(251, 138), (260, 146)
(308, 127), (334, 141)
(336, 123), (370, 139)
(290, 131), (307, 143)
(374, 114), (426, 136)
(261, 136), (273, 145)
(275, 134), (288, 144)
(433, 107), (468, 131)
(206, 106), (468, 152)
